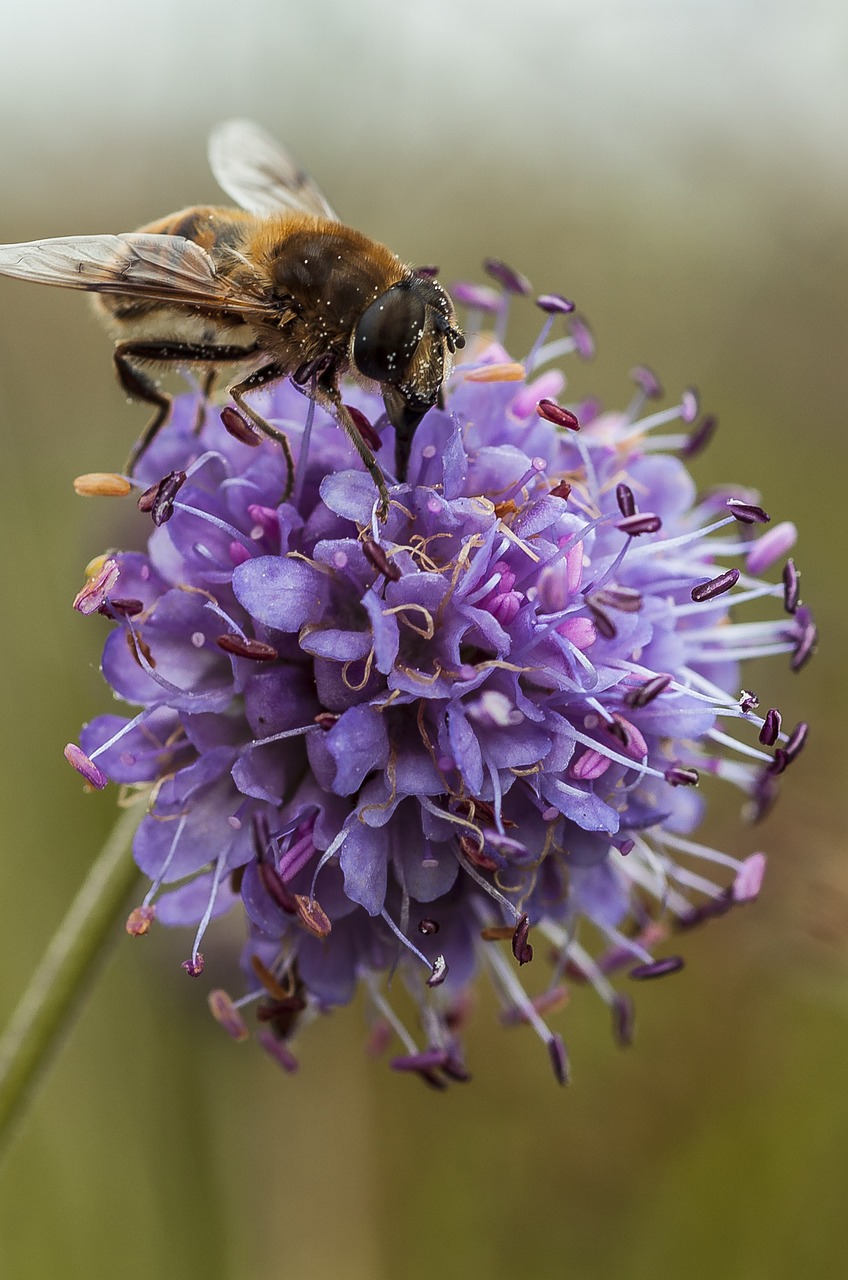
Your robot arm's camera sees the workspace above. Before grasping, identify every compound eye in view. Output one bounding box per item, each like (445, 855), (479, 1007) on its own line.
(352, 285), (426, 384)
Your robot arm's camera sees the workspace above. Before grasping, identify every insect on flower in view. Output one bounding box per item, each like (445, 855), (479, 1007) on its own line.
(0, 119), (464, 517)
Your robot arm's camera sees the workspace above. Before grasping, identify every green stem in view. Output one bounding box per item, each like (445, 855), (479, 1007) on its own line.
(0, 802), (143, 1160)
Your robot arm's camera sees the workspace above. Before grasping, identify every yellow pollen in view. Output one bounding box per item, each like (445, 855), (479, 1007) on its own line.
(464, 361), (526, 383)
(73, 471), (132, 498)
(84, 553), (111, 579)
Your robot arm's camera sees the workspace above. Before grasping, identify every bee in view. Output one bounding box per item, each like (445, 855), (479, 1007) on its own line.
(0, 119), (464, 515)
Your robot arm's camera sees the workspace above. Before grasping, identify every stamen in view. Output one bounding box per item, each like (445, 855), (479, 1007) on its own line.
(294, 894), (332, 939)
(73, 472), (132, 497)
(511, 914), (534, 965)
(664, 766), (700, 787)
(759, 708), (781, 745)
(63, 743), (108, 790)
(73, 558), (120, 615)
(630, 366), (663, 400)
(483, 259), (532, 296)
(629, 955), (684, 980)
(680, 388), (700, 424)
(790, 610), (817, 671)
(680, 414), (718, 458)
(182, 954), (205, 977)
(363, 537), (401, 581)
(208, 989), (250, 1040)
(257, 1030), (299, 1073)
(624, 673), (672, 708)
(216, 634), (279, 661)
(746, 522), (797, 574)
(784, 722), (809, 762)
(220, 405), (262, 446)
(782, 558), (800, 614)
(535, 293), (575, 314)
(617, 512), (662, 536)
(464, 362), (526, 383)
(418, 918), (440, 935)
(731, 852), (767, 903)
(612, 994), (636, 1047)
(126, 905), (155, 936)
(346, 403), (382, 452)
(726, 498), (770, 525)
(537, 399), (580, 431)
(616, 483), (636, 517)
(690, 568), (740, 602)
(137, 470), (186, 525)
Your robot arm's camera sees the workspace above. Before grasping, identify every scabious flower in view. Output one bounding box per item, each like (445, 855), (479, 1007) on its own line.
(67, 273), (814, 1086)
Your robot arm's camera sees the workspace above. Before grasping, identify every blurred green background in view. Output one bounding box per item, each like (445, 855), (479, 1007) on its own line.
(1, 2), (846, 1276)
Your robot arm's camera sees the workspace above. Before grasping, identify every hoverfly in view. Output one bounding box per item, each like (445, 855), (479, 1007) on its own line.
(0, 120), (465, 515)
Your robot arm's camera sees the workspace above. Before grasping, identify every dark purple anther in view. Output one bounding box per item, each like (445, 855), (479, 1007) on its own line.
(106, 598), (144, 617)
(221, 405), (262, 446)
(414, 264), (439, 278)
(511, 913), (533, 965)
(537, 399), (580, 430)
(64, 742), (108, 790)
(535, 293), (575, 314)
(629, 955), (684, 980)
(612, 994), (635, 1048)
(617, 512), (662, 536)
(441, 1055), (472, 1084)
(616, 483), (636, 517)
(549, 480), (572, 500)
(690, 567), (740, 602)
(362, 537), (401, 581)
(547, 1034), (570, 1085)
(790, 609), (817, 672)
(345, 403), (382, 452)
(680, 387), (700, 424)
(782, 558), (800, 614)
(676, 895), (733, 930)
(759, 708), (782, 746)
(625, 673), (672, 708)
(618, 839), (635, 856)
(216, 634), (279, 661)
(681, 413), (718, 459)
(427, 954), (449, 988)
(592, 586), (642, 614)
(147, 470), (187, 526)
(739, 690), (760, 714)
(784, 722), (808, 762)
(767, 748), (788, 776)
(418, 918), (440, 936)
(750, 771), (779, 823)
(587, 601), (617, 640)
(727, 498), (770, 525)
(630, 365), (663, 399)
(251, 811), (270, 862)
(664, 766), (700, 787)
(483, 257), (532, 295)
(258, 863), (298, 914)
(182, 954), (205, 977)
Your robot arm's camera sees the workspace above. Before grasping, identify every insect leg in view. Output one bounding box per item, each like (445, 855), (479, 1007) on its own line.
(192, 368), (217, 436)
(227, 363), (295, 497)
(114, 340), (260, 475)
(309, 380), (390, 521)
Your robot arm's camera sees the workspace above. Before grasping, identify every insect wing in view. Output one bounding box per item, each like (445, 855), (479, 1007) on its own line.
(0, 232), (265, 314)
(208, 119), (338, 221)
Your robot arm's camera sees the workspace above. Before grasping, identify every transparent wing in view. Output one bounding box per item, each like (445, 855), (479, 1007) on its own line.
(208, 119), (338, 221)
(0, 232), (268, 314)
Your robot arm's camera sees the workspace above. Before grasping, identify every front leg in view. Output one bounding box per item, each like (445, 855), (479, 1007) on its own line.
(308, 378), (391, 521)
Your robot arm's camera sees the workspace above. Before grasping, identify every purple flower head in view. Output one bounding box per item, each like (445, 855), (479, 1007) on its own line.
(68, 292), (814, 1087)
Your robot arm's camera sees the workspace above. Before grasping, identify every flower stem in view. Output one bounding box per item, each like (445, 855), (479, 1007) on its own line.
(0, 802), (143, 1160)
